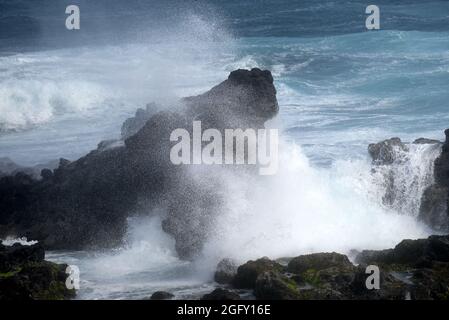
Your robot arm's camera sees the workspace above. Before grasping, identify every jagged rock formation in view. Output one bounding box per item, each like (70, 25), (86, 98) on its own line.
(355, 235), (449, 300)
(368, 137), (409, 165)
(213, 235), (449, 300)
(0, 68), (278, 259)
(219, 252), (407, 300)
(368, 134), (448, 230)
(214, 258), (238, 284)
(420, 129), (449, 230)
(0, 243), (75, 300)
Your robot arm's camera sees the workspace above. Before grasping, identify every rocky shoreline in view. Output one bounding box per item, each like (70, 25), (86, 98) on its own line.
(0, 68), (449, 299)
(0, 242), (75, 300)
(149, 234), (449, 300)
(0, 68), (279, 260)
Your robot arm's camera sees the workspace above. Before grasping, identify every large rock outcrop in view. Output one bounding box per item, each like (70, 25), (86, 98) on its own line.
(213, 235), (449, 300)
(419, 129), (449, 230)
(0, 243), (75, 300)
(355, 235), (449, 300)
(368, 132), (448, 231)
(0, 68), (278, 259)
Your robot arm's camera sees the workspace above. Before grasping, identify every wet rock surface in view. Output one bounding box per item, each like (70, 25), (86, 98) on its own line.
(149, 291), (174, 300)
(368, 131), (449, 231)
(201, 288), (240, 300)
(232, 257), (283, 289)
(0, 68), (278, 259)
(419, 129), (449, 231)
(0, 243), (75, 300)
(210, 235), (449, 300)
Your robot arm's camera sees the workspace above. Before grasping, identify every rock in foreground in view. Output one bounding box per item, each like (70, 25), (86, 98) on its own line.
(0, 243), (75, 300)
(213, 235), (449, 300)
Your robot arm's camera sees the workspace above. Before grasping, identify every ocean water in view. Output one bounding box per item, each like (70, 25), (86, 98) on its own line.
(1, 0), (449, 299)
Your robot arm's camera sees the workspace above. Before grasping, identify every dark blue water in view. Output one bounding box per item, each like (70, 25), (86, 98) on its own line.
(1, 0), (448, 299)
(1, 0), (448, 165)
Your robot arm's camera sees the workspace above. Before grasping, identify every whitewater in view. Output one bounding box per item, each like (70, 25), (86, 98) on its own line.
(1, 0), (449, 299)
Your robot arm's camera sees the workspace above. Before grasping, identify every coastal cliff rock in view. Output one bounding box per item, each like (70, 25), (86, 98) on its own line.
(356, 235), (449, 267)
(368, 138), (409, 165)
(232, 257), (283, 289)
(419, 129), (449, 231)
(0, 68), (278, 259)
(368, 132), (448, 231)
(0, 243), (75, 300)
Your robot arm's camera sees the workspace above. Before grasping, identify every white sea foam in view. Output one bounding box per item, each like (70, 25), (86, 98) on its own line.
(200, 140), (432, 266)
(1, 236), (38, 246)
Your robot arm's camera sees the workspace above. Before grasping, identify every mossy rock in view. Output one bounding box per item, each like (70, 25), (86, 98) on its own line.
(201, 288), (240, 300)
(287, 252), (354, 275)
(355, 235), (449, 269)
(0, 261), (76, 300)
(233, 257), (284, 289)
(254, 271), (301, 300)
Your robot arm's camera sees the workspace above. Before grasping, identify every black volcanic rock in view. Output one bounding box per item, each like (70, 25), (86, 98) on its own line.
(355, 235), (449, 268)
(0, 243), (75, 300)
(0, 68), (279, 259)
(208, 236), (449, 300)
(354, 235), (449, 300)
(419, 129), (449, 231)
(149, 291), (174, 300)
(254, 271), (301, 300)
(183, 68), (278, 129)
(201, 288), (240, 300)
(0, 243), (44, 273)
(433, 129), (449, 188)
(368, 131), (449, 231)
(233, 257), (283, 289)
(225, 251), (410, 300)
(368, 138), (408, 165)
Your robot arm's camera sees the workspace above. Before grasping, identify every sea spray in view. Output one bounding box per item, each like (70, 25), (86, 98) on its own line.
(369, 142), (442, 217)
(199, 140), (431, 268)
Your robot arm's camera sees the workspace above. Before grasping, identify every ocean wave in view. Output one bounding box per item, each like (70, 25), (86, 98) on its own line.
(0, 78), (114, 132)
